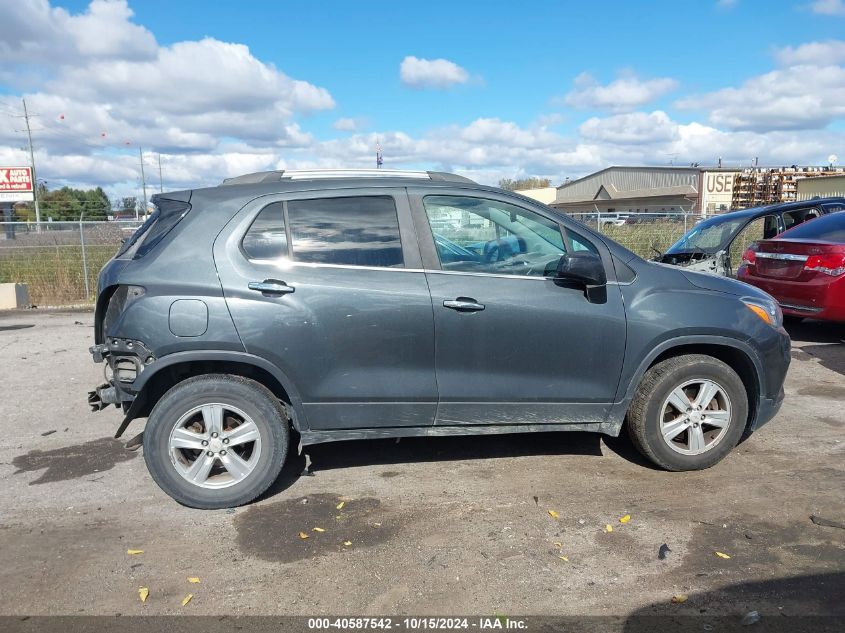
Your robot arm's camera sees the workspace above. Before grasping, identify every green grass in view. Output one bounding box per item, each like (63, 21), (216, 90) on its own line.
(0, 244), (116, 305)
(597, 222), (689, 258)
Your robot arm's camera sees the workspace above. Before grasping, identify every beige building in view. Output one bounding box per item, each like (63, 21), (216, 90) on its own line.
(797, 174), (845, 200)
(552, 166), (701, 215)
(512, 187), (557, 205)
(552, 165), (845, 216)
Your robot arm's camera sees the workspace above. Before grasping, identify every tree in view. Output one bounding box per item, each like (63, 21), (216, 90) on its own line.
(120, 197), (138, 211)
(498, 177), (552, 191)
(39, 185), (111, 221)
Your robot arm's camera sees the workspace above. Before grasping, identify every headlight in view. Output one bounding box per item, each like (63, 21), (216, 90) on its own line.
(742, 296), (782, 328)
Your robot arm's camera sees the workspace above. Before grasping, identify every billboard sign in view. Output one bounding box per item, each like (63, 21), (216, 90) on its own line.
(0, 167), (35, 202)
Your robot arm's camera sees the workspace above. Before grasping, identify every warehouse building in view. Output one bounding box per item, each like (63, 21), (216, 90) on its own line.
(552, 165), (845, 215)
(797, 174), (845, 200)
(552, 166), (712, 215)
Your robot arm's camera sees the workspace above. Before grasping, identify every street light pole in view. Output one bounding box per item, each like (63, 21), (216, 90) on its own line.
(139, 147), (148, 220)
(21, 98), (41, 227)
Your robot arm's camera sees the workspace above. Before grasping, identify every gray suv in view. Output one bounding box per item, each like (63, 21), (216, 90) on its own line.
(88, 170), (790, 509)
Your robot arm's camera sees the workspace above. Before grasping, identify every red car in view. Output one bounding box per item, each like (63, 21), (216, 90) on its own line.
(738, 211), (845, 322)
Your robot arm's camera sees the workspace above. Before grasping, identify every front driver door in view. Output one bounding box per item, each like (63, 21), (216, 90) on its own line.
(410, 191), (627, 426)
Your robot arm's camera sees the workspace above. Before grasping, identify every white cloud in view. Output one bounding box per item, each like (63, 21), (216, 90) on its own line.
(776, 39), (845, 65)
(0, 1), (843, 198)
(0, 0), (334, 191)
(563, 73), (679, 112)
(678, 42), (845, 131)
(399, 56), (470, 89)
(809, 0), (845, 16)
(333, 117), (363, 132)
(579, 111), (678, 144)
(0, 0), (156, 66)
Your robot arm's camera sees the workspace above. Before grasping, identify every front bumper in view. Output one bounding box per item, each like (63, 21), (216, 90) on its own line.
(751, 385), (785, 431)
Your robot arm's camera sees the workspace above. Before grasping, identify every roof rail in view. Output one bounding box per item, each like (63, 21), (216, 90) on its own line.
(221, 169), (475, 186)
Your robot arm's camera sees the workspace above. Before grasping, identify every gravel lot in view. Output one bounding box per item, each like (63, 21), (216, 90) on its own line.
(0, 310), (843, 619)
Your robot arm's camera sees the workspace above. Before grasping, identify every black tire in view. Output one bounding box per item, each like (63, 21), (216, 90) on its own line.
(626, 354), (748, 471)
(143, 374), (288, 509)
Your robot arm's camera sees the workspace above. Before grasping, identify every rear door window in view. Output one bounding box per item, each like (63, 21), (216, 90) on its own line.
(782, 207), (821, 231)
(779, 212), (845, 241)
(287, 196), (404, 268)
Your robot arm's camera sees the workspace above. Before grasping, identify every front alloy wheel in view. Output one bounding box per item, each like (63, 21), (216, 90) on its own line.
(627, 354), (748, 471)
(659, 379), (732, 456)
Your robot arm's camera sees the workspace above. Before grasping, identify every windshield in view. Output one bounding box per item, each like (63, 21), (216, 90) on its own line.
(666, 216), (747, 254)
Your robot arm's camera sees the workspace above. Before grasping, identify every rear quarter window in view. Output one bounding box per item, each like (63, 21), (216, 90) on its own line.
(242, 202), (287, 259)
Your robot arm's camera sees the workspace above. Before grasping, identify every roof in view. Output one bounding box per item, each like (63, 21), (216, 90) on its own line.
(220, 169), (475, 186)
(557, 166), (700, 192)
(169, 172), (515, 205)
(555, 166), (701, 204)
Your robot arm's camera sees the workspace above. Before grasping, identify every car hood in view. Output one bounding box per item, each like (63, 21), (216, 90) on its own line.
(680, 268), (766, 299)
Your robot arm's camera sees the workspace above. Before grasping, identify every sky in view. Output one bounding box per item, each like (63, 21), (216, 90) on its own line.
(1, 0), (844, 201)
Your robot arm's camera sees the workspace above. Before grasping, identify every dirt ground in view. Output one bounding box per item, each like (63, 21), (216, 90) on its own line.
(0, 310), (842, 620)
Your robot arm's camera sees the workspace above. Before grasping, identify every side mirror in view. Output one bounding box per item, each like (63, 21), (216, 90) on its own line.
(556, 252), (607, 286)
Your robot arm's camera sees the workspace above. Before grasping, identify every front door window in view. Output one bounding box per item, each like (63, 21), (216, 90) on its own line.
(422, 195), (566, 277)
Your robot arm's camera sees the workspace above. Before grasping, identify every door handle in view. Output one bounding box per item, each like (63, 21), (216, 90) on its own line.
(443, 298), (485, 312)
(248, 279), (295, 296)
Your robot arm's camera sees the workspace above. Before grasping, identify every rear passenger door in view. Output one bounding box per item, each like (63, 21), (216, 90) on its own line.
(214, 189), (437, 431)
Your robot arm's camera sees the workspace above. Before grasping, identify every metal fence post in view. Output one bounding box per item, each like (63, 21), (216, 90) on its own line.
(79, 214), (90, 300)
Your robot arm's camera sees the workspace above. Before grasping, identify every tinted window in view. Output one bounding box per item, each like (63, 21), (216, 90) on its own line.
(782, 207), (820, 231)
(130, 198), (191, 259)
(423, 195), (565, 276)
(779, 212), (845, 242)
(242, 202), (287, 259)
(288, 196), (403, 268)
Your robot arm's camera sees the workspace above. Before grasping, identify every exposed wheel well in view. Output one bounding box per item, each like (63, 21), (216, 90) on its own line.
(646, 344), (759, 433)
(134, 360), (296, 427)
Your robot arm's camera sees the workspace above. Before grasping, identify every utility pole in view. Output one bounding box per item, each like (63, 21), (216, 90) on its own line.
(158, 153), (163, 193)
(139, 147), (148, 220)
(21, 98), (41, 227)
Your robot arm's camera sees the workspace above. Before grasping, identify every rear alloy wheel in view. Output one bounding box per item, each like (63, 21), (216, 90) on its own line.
(627, 354), (748, 471)
(143, 375), (288, 509)
(169, 403), (263, 489)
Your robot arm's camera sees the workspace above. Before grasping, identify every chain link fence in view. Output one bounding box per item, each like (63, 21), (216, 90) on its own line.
(0, 212), (720, 306)
(568, 211), (717, 259)
(0, 220), (139, 306)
